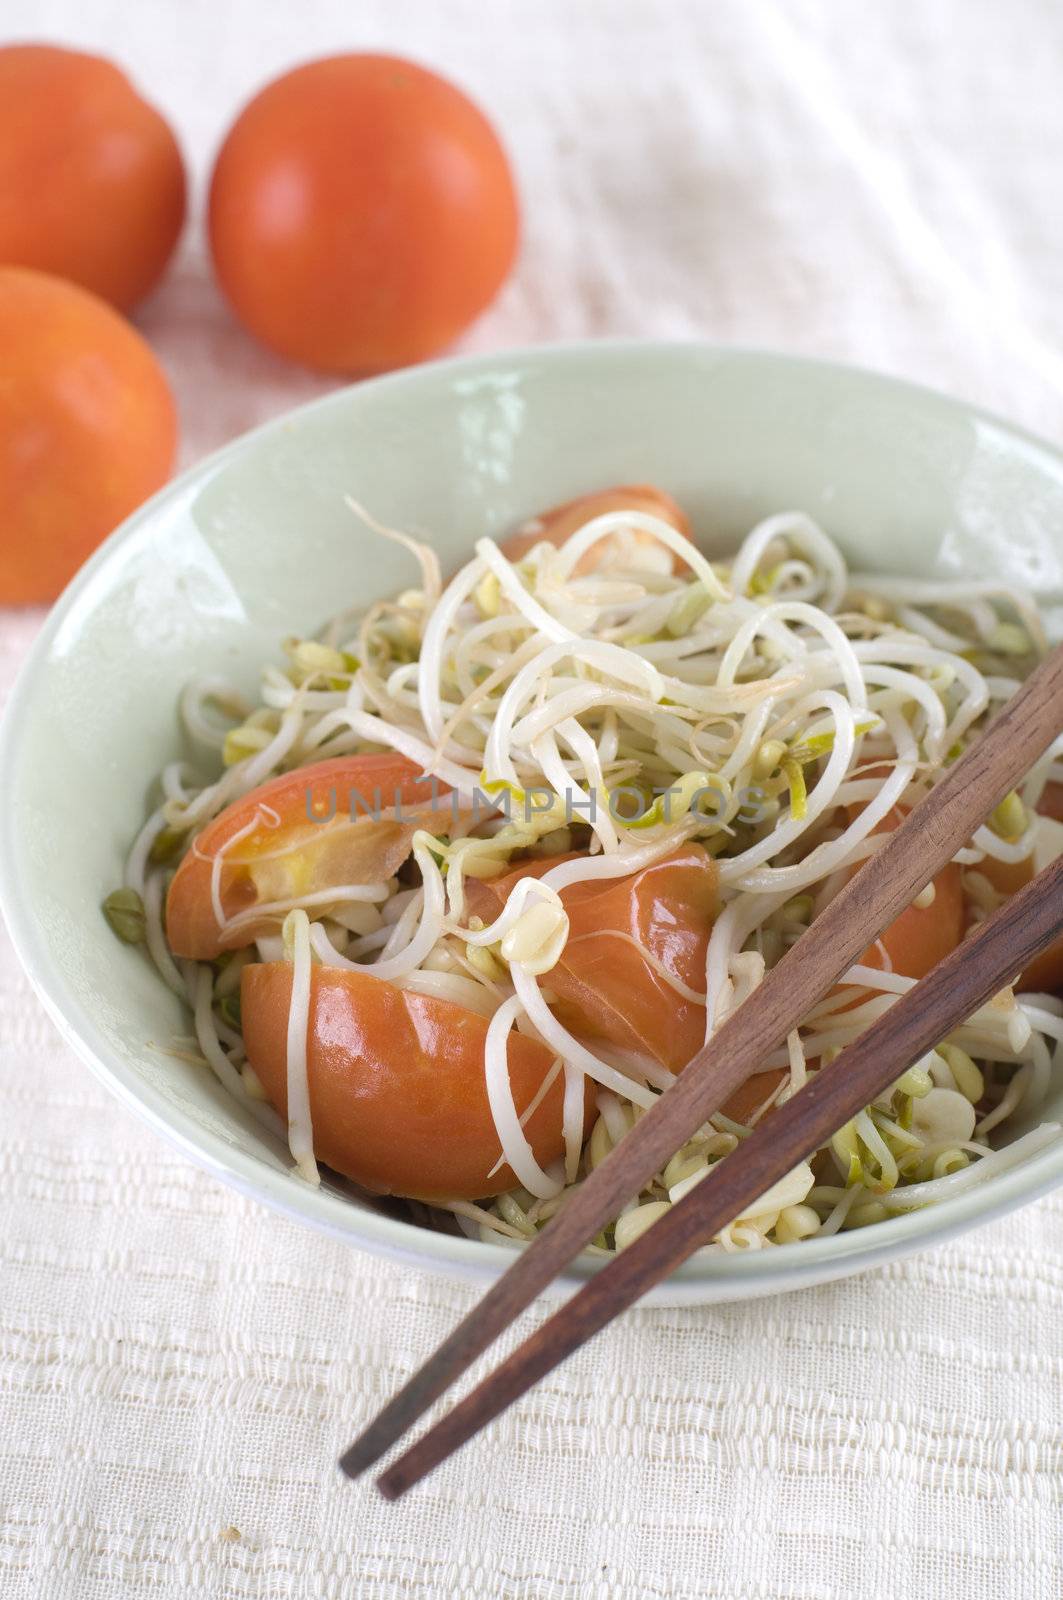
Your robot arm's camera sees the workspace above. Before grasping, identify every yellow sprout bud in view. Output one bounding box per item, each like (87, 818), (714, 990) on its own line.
(987, 622), (1030, 657)
(285, 638), (349, 684)
(615, 1202), (671, 1251)
(753, 739), (787, 779)
(936, 1044), (984, 1104)
(622, 770), (720, 831)
(892, 1063), (933, 1100)
(749, 563), (782, 597)
(495, 1192), (534, 1235)
(989, 790), (1027, 842)
(845, 1199), (888, 1229)
(500, 900), (569, 974)
(474, 570), (502, 618)
(223, 725), (274, 767)
(774, 1203), (821, 1243)
(460, 850), (514, 880)
(464, 943), (508, 982)
(532, 827), (573, 857)
(662, 1144), (707, 1191)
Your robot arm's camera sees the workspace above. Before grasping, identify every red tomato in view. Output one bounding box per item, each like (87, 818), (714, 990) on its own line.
(468, 846), (787, 1124)
(501, 485), (693, 573)
(846, 778), (1063, 994)
(1036, 780), (1063, 825)
(977, 853), (1034, 899)
(1018, 928), (1063, 995)
(0, 267), (176, 605)
(845, 792), (965, 983)
(166, 753), (453, 961)
(719, 1068), (788, 1127)
(0, 45), (185, 310)
(466, 845), (718, 1072)
(241, 964), (582, 1199)
(979, 787), (1063, 994)
(208, 55), (518, 374)
(1023, 787), (1063, 991)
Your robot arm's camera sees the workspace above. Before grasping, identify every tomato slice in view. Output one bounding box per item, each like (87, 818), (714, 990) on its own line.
(720, 1067), (788, 1127)
(844, 794), (965, 983)
(500, 484), (692, 574)
(979, 793), (1063, 995)
(241, 963), (581, 1200)
(846, 778), (1063, 994)
(1037, 780), (1063, 825)
(166, 753), (452, 961)
(465, 845), (718, 1072)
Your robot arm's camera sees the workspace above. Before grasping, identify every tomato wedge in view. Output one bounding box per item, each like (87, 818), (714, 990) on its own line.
(719, 1067), (788, 1127)
(241, 963), (582, 1200)
(978, 793), (1063, 994)
(500, 484), (692, 574)
(166, 753), (453, 961)
(1037, 780), (1063, 825)
(465, 845), (718, 1073)
(845, 778), (1063, 994)
(845, 793), (965, 983)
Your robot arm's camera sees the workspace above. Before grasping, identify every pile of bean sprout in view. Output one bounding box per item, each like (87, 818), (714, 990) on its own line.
(113, 503), (1063, 1255)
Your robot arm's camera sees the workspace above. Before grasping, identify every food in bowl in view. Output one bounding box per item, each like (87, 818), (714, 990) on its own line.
(105, 485), (1063, 1253)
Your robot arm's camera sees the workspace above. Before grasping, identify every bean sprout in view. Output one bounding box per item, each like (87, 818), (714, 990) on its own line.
(116, 498), (1063, 1254)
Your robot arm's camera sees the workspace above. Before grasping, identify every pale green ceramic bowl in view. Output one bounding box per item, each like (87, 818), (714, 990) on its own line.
(3, 342), (1063, 1306)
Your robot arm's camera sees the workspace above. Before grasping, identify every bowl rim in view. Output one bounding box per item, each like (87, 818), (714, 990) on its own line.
(3, 335), (1063, 1300)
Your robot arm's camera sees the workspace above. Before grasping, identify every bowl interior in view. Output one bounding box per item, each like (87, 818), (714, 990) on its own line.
(4, 342), (1063, 1301)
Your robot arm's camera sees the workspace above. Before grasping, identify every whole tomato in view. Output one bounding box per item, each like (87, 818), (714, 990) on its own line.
(0, 45), (186, 311)
(0, 268), (177, 605)
(208, 54), (519, 374)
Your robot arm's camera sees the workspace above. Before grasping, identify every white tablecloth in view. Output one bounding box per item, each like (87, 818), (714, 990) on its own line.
(3, 3), (1063, 1596)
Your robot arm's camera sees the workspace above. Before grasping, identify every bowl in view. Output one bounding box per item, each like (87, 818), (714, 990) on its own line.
(3, 340), (1063, 1307)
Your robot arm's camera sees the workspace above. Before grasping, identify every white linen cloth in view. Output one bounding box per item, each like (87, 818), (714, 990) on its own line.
(3, 2), (1063, 1595)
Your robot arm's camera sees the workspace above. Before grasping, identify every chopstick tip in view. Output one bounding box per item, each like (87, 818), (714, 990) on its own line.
(338, 1439), (378, 1480)
(375, 1465), (409, 1501)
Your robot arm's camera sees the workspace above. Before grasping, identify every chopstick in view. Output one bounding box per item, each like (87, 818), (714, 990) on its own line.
(341, 640), (1063, 1485)
(377, 847), (1063, 1497)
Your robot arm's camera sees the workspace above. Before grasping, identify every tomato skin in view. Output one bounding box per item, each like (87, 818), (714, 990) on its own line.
(980, 793), (1063, 994)
(208, 55), (518, 374)
(241, 963), (581, 1199)
(466, 845), (718, 1072)
(720, 1068), (788, 1127)
(848, 781), (1063, 994)
(166, 753), (452, 961)
(0, 268), (176, 605)
(501, 485), (692, 573)
(844, 796), (965, 983)
(976, 854), (1033, 900)
(1018, 932), (1063, 995)
(1036, 781), (1063, 825)
(0, 45), (185, 310)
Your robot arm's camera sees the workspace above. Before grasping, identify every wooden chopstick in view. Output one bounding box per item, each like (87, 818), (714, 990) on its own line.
(340, 641), (1063, 1484)
(377, 848), (1063, 1497)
